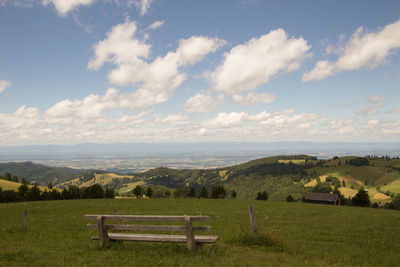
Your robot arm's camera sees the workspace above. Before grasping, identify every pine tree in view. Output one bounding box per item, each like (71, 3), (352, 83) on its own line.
(352, 187), (370, 207)
(199, 186), (208, 198)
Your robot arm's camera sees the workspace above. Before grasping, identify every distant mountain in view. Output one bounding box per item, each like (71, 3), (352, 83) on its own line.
(0, 162), (90, 185)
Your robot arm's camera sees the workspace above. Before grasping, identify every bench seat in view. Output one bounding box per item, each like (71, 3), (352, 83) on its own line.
(92, 233), (219, 243)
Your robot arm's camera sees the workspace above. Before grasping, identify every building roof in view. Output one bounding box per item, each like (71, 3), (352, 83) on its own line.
(305, 192), (339, 202)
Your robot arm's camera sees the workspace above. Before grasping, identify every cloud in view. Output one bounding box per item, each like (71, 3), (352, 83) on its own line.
(42, 0), (94, 16)
(88, 20), (224, 108)
(387, 107), (400, 113)
(364, 119), (380, 129)
(303, 19), (400, 81)
(210, 29), (311, 94)
(356, 94), (386, 116)
(154, 113), (188, 123)
(87, 20), (150, 70)
(45, 88), (119, 119)
(356, 106), (377, 116)
(302, 60), (335, 82)
(369, 94), (386, 104)
(0, 80), (12, 93)
(183, 93), (217, 113)
(133, 0), (153, 15)
(232, 92), (276, 106)
(148, 20), (164, 30)
(206, 112), (248, 128)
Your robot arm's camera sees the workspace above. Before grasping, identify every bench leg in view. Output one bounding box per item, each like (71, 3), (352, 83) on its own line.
(96, 216), (109, 248)
(185, 216), (197, 251)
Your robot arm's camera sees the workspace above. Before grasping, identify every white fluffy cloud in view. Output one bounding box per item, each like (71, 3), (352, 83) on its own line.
(148, 20), (164, 30)
(88, 20), (225, 108)
(211, 29), (311, 94)
(303, 19), (400, 81)
(183, 93), (217, 113)
(0, 79), (12, 93)
(42, 0), (94, 16)
(232, 92), (276, 106)
(45, 88), (119, 119)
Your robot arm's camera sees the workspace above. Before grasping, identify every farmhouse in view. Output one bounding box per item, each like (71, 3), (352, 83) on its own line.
(305, 192), (341, 205)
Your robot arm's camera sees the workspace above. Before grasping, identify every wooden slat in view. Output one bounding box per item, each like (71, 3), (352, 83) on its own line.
(85, 215), (209, 221)
(91, 233), (219, 243)
(87, 224), (211, 232)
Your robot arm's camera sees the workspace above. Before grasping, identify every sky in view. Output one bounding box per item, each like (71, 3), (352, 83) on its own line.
(0, 0), (400, 145)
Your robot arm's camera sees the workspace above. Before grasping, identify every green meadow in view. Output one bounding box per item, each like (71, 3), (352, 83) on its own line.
(1, 199), (399, 266)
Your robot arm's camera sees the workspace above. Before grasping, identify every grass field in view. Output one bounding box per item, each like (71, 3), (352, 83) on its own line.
(1, 199), (399, 266)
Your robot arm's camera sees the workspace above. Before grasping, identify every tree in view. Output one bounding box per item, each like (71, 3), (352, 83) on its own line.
(86, 184), (104, 199)
(199, 186), (208, 198)
(286, 194), (295, 202)
(104, 188), (115, 198)
(312, 182), (332, 193)
(391, 194), (400, 210)
(349, 157), (369, 166)
(145, 186), (153, 198)
(351, 187), (370, 207)
(133, 185), (143, 197)
(231, 190), (237, 199)
(256, 191), (268, 200)
(48, 182), (53, 189)
(188, 187), (196, 198)
(4, 172), (12, 181)
(27, 185), (42, 201)
(211, 185), (226, 199)
(342, 180), (346, 187)
(17, 184), (29, 201)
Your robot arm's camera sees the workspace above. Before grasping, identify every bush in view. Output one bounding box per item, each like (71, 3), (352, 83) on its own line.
(286, 194), (295, 202)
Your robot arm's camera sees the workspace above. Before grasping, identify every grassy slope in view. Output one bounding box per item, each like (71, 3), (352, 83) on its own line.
(0, 179), (50, 192)
(0, 199), (399, 266)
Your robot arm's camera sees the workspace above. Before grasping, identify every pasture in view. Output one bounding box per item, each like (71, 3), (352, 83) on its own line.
(0, 199), (399, 266)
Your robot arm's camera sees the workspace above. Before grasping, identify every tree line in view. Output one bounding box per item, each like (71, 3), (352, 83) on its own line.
(0, 173), (115, 203)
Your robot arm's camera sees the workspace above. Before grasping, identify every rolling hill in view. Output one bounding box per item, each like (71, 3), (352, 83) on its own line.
(1, 155), (399, 202)
(0, 161), (91, 185)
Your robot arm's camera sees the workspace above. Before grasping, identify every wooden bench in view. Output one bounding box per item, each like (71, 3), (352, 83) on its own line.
(85, 214), (219, 250)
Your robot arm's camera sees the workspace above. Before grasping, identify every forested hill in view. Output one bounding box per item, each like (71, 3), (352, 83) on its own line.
(0, 161), (90, 185)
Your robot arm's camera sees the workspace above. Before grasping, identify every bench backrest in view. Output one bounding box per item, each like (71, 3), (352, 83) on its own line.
(85, 214), (211, 250)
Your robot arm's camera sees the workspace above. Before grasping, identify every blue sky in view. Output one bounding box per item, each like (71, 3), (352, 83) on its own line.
(0, 0), (400, 145)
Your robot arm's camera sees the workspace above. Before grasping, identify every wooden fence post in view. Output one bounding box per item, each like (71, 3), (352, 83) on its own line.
(248, 206), (258, 238)
(185, 216), (196, 250)
(22, 210), (28, 231)
(96, 216), (108, 248)
(114, 209), (120, 224)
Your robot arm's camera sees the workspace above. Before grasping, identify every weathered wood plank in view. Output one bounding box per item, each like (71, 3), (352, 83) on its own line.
(87, 224), (211, 232)
(91, 234), (219, 243)
(85, 215), (209, 221)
